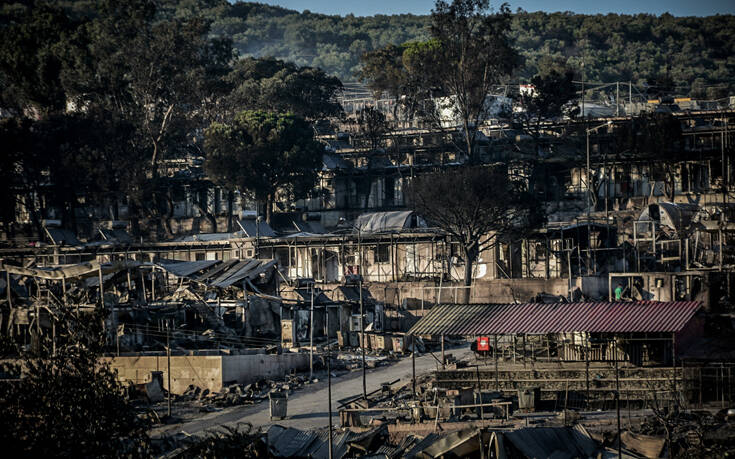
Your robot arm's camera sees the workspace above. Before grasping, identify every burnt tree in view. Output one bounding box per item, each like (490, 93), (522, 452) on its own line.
(409, 166), (544, 302)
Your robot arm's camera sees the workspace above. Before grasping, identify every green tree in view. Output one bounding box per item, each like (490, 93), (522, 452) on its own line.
(354, 106), (388, 155)
(72, 6), (233, 172)
(0, 308), (149, 456)
(515, 58), (578, 154)
(2, 0), (236, 237)
(0, 112), (149, 236)
(358, 1), (518, 161)
(181, 3), (735, 96)
(225, 57), (343, 120)
(0, 118), (35, 237)
(357, 42), (435, 131)
(645, 72), (676, 100)
(35, 114), (148, 227)
(63, 0), (235, 235)
(0, 1), (75, 116)
(205, 110), (324, 224)
(428, 0), (518, 162)
(0, 116), (65, 237)
(357, 44), (406, 98)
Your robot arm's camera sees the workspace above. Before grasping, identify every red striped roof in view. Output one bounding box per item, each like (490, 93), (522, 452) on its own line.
(407, 301), (701, 336)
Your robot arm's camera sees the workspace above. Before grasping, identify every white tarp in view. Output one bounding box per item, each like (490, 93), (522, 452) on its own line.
(354, 211), (425, 234)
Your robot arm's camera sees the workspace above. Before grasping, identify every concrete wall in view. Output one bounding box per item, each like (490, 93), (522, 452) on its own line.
(221, 352), (309, 386)
(579, 276), (610, 299)
(107, 352), (310, 394)
(107, 355), (222, 394)
(365, 279), (574, 307)
(360, 276), (611, 308)
(471, 278), (571, 302)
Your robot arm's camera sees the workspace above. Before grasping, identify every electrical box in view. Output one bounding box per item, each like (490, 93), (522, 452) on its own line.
(281, 320), (295, 348)
(350, 314), (362, 332)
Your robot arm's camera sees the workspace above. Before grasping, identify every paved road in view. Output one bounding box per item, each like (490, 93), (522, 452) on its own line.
(151, 346), (472, 438)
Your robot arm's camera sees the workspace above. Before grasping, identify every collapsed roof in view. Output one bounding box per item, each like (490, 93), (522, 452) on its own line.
(0, 260), (139, 281)
(638, 202), (700, 235)
(156, 258), (278, 289)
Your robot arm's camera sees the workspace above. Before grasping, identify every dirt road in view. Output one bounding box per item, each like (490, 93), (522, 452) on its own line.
(151, 346), (472, 438)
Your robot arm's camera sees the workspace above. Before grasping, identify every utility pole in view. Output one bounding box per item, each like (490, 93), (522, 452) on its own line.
(359, 273), (367, 400)
(167, 325), (172, 418)
(616, 82), (620, 117)
(586, 128), (592, 275)
(723, 119), (728, 206)
(615, 337), (621, 459)
(309, 282), (314, 380)
(35, 301), (41, 352)
(412, 336), (416, 397)
(99, 266), (107, 344)
(5, 270), (11, 310)
(585, 121), (613, 276)
(327, 306), (333, 459)
(255, 214), (261, 258)
(629, 81), (632, 106)
(586, 129), (591, 214)
(358, 226), (367, 401)
(581, 61), (585, 120)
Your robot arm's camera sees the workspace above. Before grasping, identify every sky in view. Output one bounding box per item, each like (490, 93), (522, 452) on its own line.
(251, 0), (735, 17)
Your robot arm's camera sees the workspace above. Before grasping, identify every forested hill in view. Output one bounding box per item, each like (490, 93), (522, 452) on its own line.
(76, 1), (735, 97)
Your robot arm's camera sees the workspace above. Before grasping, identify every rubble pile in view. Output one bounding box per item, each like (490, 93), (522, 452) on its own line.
(176, 375), (313, 411)
(158, 422), (268, 458)
(334, 352), (395, 370)
(139, 373), (317, 423)
(626, 409), (735, 457)
(179, 422), (614, 458)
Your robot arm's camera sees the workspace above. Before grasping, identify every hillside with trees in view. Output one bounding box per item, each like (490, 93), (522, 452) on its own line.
(162, 1), (734, 97)
(46, 1), (735, 96)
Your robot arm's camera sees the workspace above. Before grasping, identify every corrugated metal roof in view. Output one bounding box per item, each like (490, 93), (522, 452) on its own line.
(157, 260), (221, 278)
(238, 219), (276, 238)
(294, 219), (327, 234)
(1, 260), (139, 281)
(304, 429), (354, 459)
(289, 288), (331, 304)
(99, 228), (134, 244)
(268, 426), (319, 457)
(45, 227), (81, 246)
(191, 259), (240, 282)
(336, 286), (371, 303)
(407, 301), (701, 336)
(209, 260), (259, 287)
(504, 426), (598, 458)
(213, 259), (277, 288)
(268, 427), (362, 459)
(175, 232), (245, 242)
